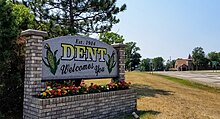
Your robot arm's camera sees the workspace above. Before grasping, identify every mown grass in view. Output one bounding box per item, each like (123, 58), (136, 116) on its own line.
(85, 72), (220, 119)
(115, 110), (160, 119)
(84, 78), (111, 85)
(84, 74), (161, 119)
(154, 73), (220, 93)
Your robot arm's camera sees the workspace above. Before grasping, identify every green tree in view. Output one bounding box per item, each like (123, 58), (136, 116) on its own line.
(125, 42), (141, 71)
(13, 3), (35, 30)
(139, 58), (151, 71)
(0, 0), (20, 118)
(192, 47), (206, 70)
(164, 59), (176, 71)
(25, 0), (126, 36)
(208, 51), (219, 61)
(170, 60), (176, 68)
(99, 32), (124, 45)
(207, 51), (219, 68)
(0, 1), (34, 118)
(152, 57), (164, 71)
(164, 60), (171, 71)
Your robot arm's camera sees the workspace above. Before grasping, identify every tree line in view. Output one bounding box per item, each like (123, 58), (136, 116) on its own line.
(0, 0), (126, 118)
(101, 41), (220, 72)
(139, 46), (220, 72)
(99, 32), (142, 72)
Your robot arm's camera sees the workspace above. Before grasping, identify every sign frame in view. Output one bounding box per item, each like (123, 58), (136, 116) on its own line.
(42, 35), (118, 80)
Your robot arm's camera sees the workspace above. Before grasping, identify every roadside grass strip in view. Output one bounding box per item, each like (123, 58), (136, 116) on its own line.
(154, 73), (220, 93)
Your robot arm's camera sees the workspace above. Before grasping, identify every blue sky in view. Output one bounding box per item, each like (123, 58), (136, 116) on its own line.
(111, 0), (220, 61)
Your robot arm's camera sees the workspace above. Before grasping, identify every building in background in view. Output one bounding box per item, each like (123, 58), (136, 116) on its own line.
(175, 54), (193, 71)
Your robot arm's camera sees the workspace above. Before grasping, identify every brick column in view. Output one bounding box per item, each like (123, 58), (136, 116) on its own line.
(112, 43), (126, 81)
(21, 29), (48, 118)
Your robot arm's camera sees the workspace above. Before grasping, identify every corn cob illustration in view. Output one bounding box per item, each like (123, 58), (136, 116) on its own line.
(106, 51), (116, 73)
(42, 43), (60, 75)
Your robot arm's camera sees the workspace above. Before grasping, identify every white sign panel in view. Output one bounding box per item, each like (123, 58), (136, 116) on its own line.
(42, 35), (118, 80)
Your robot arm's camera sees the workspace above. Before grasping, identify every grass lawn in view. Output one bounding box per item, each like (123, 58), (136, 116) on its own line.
(154, 73), (220, 93)
(85, 71), (220, 119)
(84, 73), (165, 119)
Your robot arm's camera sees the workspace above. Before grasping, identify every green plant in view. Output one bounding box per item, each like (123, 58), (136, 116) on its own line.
(38, 80), (131, 99)
(43, 43), (61, 75)
(106, 51), (116, 73)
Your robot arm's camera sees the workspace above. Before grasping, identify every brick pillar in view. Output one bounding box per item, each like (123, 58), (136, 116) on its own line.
(112, 43), (126, 81)
(21, 29), (48, 118)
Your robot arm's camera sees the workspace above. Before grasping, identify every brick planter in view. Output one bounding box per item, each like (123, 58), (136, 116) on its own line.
(24, 89), (136, 119)
(21, 29), (136, 119)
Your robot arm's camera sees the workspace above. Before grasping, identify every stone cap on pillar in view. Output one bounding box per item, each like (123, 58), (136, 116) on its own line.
(112, 43), (126, 48)
(21, 29), (48, 37)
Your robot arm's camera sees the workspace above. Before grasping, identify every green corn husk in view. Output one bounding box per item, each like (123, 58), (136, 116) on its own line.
(106, 52), (116, 73)
(47, 50), (56, 70)
(43, 43), (60, 75)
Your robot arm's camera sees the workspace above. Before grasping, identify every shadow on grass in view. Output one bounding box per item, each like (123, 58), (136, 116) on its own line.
(116, 110), (161, 119)
(131, 84), (173, 98)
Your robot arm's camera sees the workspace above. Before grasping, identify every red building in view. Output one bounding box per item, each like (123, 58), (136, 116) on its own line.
(175, 55), (193, 71)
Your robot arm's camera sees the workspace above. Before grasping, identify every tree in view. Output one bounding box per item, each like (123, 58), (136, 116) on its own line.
(164, 59), (176, 71)
(13, 3), (35, 30)
(0, 1), (20, 117)
(125, 42), (141, 71)
(139, 58), (151, 71)
(208, 51), (219, 61)
(207, 51), (220, 69)
(164, 60), (171, 71)
(0, 1), (34, 118)
(170, 60), (176, 68)
(99, 32), (124, 45)
(152, 57), (164, 71)
(192, 47), (206, 70)
(24, 0), (127, 36)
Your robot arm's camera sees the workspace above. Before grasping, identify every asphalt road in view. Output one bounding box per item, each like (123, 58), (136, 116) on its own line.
(154, 71), (220, 88)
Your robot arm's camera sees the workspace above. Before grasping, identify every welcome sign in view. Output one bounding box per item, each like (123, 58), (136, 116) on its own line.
(42, 35), (118, 80)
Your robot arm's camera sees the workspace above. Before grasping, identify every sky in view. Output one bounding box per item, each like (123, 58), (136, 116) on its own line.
(109, 0), (220, 61)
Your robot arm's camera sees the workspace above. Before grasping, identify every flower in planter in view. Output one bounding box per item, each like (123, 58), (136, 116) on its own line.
(38, 80), (131, 99)
(53, 92), (57, 97)
(45, 89), (50, 93)
(57, 89), (61, 92)
(57, 91), (62, 96)
(107, 82), (118, 90)
(80, 80), (85, 86)
(62, 90), (68, 95)
(57, 85), (61, 89)
(42, 92), (47, 97)
(71, 89), (76, 94)
(118, 80), (130, 89)
(88, 83), (101, 93)
(79, 85), (88, 94)
(51, 89), (55, 93)
(74, 87), (78, 91)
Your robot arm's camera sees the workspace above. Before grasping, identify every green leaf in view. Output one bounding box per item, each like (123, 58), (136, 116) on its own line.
(57, 58), (61, 65)
(50, 68), (56, 75)
(54, 50), (58, 55)
(112, 62), (116, 67)
(42, 58), (49, 67)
